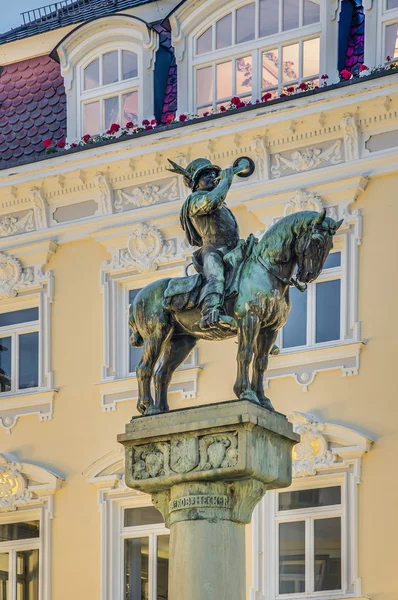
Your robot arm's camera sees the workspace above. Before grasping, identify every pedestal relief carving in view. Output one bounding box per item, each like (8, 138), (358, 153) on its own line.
(0, 455), (32, 512)
(271, 140), (343, 178)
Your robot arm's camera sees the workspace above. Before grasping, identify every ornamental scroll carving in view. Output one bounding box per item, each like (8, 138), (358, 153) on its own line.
(0, 253), (35, 300)
(118, 223), (175, 273)
(270, 140), (343, 178)
(288, 412), (337, 477)
(284, 190), (324, 216)
(0, 212), (34, 237)
(0, 455), (32, 512)
(132, 431), (238, 480)
(114, 178), (179, 212)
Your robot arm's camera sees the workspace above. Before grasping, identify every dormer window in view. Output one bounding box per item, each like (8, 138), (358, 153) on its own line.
(81, 49), (139, 134)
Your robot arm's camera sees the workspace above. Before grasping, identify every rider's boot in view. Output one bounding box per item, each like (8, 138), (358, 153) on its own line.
(199, 293), (237, 331)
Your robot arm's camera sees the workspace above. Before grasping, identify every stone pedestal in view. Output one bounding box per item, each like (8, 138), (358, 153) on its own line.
(118, 400), (298, 600)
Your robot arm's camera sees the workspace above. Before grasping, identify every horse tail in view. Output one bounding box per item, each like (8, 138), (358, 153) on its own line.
(129, 305), (144, 347)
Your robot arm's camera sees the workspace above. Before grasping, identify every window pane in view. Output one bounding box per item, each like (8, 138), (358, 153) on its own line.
(216, 62), (232, 100)
(0, 337), (11, 394)
(16, 549), (39, 600)
(104, 96), (120, 130)
(0, 522), (39, 542)
(262, 49), (279, 88)
(84, 58), (99, 90)
(0, 309), (38, 327)
(260, 0), (279, 37)
(0, 554), (9, 600)
(314, 518), (342, 591)
(387, 0), (398, 8)
(304, 0), (320, 25)
(303, 38), (320, 78)
(129, 289), (142, 374)
(197, 27), (212, 54)
(124, 537), (149, 600)
(216, 14), (232, 49)
(283, 287), (307, 348)
(122, 92), (138, 125)
(279, 521), (305, 594)
(283, 0), (300, 31)
(316, 280), (341, 343)
(19, 332), (39, 390)
(122, 51), (138, 80)
(323, 252), (341, 269)
(236, 4), (255, 44)
(197, 67), (213, 105)
(236, 56), (252, 94)
(282, 43), (299, 81)
(386, 24), (398, 59)
(84, 101), (100, 134)
(157, 535), (169, 600)
(103, 51), (118, 85)
(279, 487), (341, 511)
(124, 506), (163, 527)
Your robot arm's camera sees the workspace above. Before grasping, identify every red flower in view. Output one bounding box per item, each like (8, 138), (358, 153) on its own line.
(165, 114), (174, 124)
(71, 143), (78, 148)
(151, 119), (157, 125)
(145, 125), (153, 130)
(262, 92), (272, 101)
(57, 140), (66, 148)
(219, 105), (227, 111)
(321, 74), (329, 80)
(280, 93), (287, 97)
(386, 56), (391, 61)
(255, 99), (260, 104)
(82, 134), (91, 143)
(287, 86), (295, 93)
(230, 96), (240, 105)
(203, 111), (210, 117)
(298, 82), (307, 91)
(179, 114), (188, 122)
(236, 101), (246, 108)
(359, 64), (368, 72)
(126, 121), (135, 128)
(339, 69), (352, 80)
(142, 119), (150, 126)
(108, 123), (120, 133)
(43, 138), (53, 148)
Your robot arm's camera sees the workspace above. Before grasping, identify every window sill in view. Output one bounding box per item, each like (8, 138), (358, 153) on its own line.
(97, 366), (202, 412)
(0, 388), (57, 433)
(266, 341), (364, 391)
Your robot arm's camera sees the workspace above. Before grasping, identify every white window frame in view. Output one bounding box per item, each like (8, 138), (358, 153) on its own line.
(78, 43), (142, 137)
(377, 0), (398, 63)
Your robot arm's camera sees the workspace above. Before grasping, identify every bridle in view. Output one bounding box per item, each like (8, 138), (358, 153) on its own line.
(257, 255), (307, 293)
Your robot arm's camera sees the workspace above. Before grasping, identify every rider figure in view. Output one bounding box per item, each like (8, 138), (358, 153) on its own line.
(171, 158), (239, 330)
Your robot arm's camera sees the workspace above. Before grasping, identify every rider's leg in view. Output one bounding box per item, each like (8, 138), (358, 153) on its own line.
(251, 328), (277, 410)
(199, 250), (225, 329)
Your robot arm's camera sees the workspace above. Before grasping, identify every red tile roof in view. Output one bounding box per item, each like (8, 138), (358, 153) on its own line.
(0, 55), (66, 168)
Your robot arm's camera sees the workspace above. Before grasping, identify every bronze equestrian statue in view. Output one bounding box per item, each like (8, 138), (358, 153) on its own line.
(129, 157), (343, 416)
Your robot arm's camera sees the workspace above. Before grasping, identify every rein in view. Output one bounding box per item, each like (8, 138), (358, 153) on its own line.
(257, 255), (307, 293)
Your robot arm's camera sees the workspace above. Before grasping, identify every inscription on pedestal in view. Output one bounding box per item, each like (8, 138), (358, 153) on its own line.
(169, 494), (232, 512)
(132, 432), (238, 480)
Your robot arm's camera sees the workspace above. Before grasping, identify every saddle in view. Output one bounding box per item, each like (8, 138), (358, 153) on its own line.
(163, 235), (257, 312)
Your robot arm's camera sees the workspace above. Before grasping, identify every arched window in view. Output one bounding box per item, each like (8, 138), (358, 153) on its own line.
(80, 47), (140, 134)
(191, 0), (321, 114)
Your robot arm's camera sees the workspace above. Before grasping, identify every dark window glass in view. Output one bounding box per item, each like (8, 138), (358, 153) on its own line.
(197, 27), (212, 54)
(260, 0), (279, 37)
(283, 287), (307, 348)
(19, 332), (39, 390)
(124, 537), (149, 600)
(0, 553), (9, 599)
(129, 290), (143, 374)
(314, 517), (342, 591)
(0, 337), (11, 393)
(236, 4), (256, 44)
(279, 521), (305, 594)
(283, 0), (300, 31)
(216, 14), (232, 49)
(0, 521), (39, 542)
(323, 252), (341, 269)
(304, 0), (320, 25)
(103, 51), (118, 85)
(0, 309), (38, 327)
(279, 487), (341, 511)
(387, 0), (398, 8)
(316, 280), (341, 343)
(157, 535), (169, 600)
(16, 549), (39, 600)
(124, 506), (164, 528)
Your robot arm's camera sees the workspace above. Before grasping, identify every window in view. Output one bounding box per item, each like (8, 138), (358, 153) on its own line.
(375, 0), (398, 63)
(0, 520), (40, 600)
(280, 251), (342, 351)
(123, 506), (169, 600)
(81, 50), (139, 134)
(0, 308), (39, 395)
(193, 0), (321, 113)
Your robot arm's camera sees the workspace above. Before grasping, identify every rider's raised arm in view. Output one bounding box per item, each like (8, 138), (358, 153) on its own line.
(189, 168), (234, 217)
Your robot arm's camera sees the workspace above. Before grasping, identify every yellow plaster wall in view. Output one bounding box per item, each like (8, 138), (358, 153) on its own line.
(0, 173), (396, 599)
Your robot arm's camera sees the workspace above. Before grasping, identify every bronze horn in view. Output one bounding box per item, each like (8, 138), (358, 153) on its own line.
(214, 156), (255, 182)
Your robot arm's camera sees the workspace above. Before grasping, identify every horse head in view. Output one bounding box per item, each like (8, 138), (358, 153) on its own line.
(295, 209), (344, 284)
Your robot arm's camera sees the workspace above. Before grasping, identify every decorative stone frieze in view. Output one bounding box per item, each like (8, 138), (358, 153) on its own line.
(341, 113), (360, 161)
(284, 190), (324, 216)
(0, 455), (32, 512)
(252, 136), (269, 181)
(30, 187), (49, 230)
(94, 172), (114, 215)
(115, 223), (176, 273)
(270, 140), (343, 178)
(288, 412), (337, 477)
(0, 212), (35, 237)
(114, 177), (179, 212)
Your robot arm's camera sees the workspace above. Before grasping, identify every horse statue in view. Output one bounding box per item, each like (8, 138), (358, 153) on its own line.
(129, 208), (343, 415)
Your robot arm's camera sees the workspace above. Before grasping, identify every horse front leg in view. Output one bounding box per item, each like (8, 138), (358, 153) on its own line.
(233, 313), (261, 404)
(251, 329), (278, 411)
(136, 336), (163, 415)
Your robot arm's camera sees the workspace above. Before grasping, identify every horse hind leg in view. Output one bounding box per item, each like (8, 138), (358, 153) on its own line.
(251, 329), (277, 411)
(136, 335), (165, 415)
(153, 334), (197, 414)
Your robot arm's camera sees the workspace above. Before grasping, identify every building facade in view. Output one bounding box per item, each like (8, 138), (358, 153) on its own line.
(0, 0), (396, 599)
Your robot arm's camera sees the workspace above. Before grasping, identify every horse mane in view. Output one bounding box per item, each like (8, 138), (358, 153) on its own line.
(255, 211), (318, 265)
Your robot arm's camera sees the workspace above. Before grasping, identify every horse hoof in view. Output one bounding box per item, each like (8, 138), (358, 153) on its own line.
(145, 406), (162, 416)
(259, 397), (275, 411)
(239, 390), (260, 404)
(137, 401), (147, 415)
